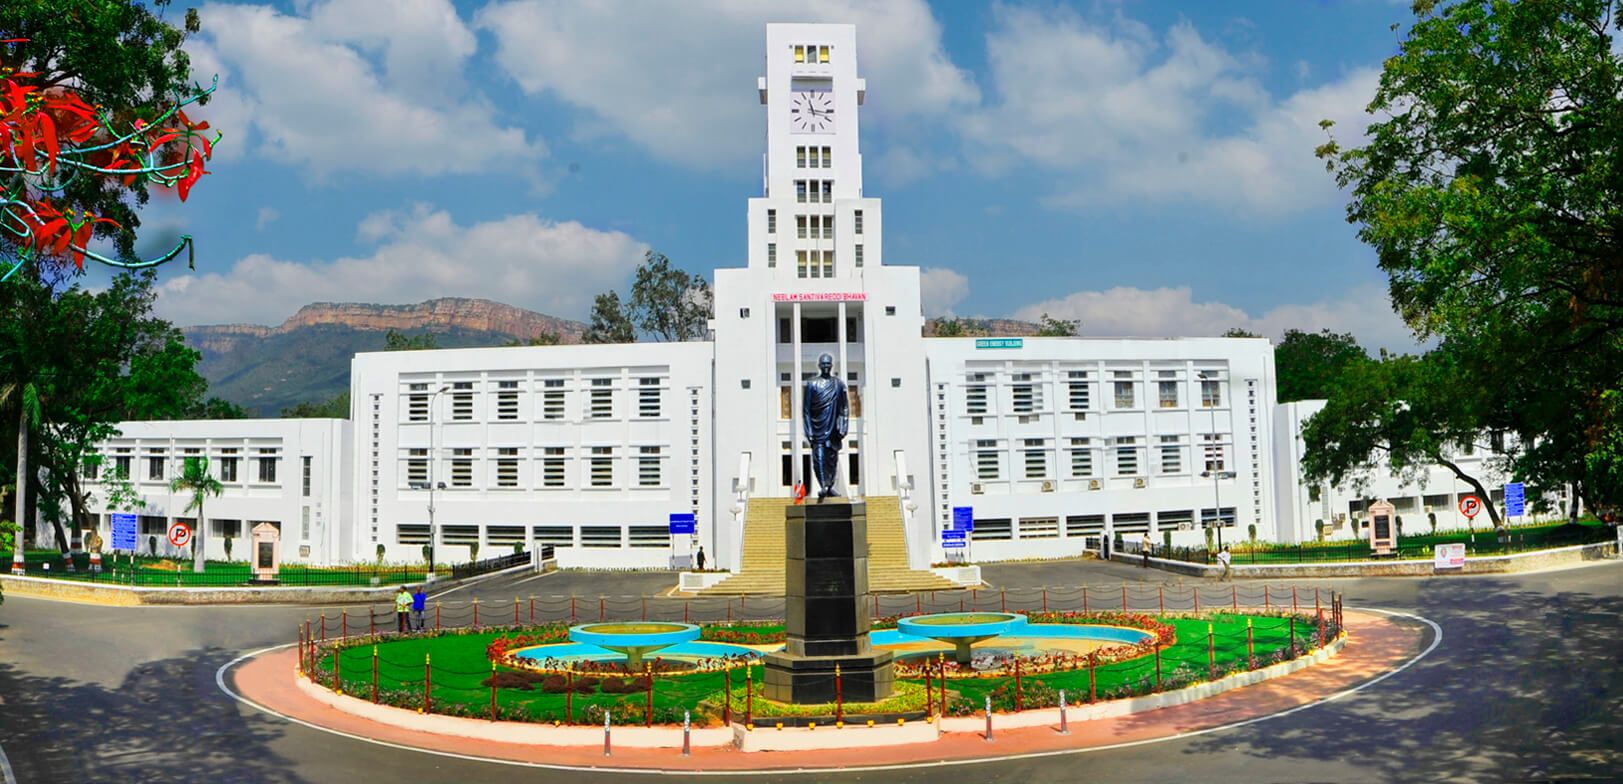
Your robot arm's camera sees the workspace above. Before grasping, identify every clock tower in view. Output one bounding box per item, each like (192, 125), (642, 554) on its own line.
(712, 23), (930, 574)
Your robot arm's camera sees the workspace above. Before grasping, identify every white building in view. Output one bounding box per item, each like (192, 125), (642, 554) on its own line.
(64, 419), (349, 563)
(60, 23), (1515, 572)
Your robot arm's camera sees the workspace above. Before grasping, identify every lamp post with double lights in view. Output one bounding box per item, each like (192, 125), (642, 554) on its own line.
(1197, 371), (1235, 550)
(426, 384), (450, 577)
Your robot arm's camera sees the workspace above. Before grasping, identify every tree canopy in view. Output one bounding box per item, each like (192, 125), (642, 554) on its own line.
(582, 291), (635, 344)
(629, 251), (712, 341)
(1274, 329), (1369, 403)
(1036, 313), (1079, 337)
(1317, 0), (1623, 515)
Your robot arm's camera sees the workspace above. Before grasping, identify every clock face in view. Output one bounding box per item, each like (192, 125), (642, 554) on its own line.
(790, 91), (834, 134)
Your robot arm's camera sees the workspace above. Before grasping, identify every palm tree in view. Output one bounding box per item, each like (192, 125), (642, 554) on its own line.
(170, 456), (222, 574)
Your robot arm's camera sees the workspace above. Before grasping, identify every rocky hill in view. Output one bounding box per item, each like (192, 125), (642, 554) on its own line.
(185, 299), (585, 415)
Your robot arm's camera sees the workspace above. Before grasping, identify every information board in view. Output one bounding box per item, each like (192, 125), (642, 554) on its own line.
(1504, 482), (1525, 517)
(668, 513), (697, 535)
(941, 529), (966, 542)
(951, 507), (974, 531)
(111, 512), (137, 551)
(1434, 543), (1466, 570)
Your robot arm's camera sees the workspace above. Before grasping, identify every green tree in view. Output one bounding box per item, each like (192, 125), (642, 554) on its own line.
(1299, 350), (1508, 529)
(281, 391), (349, 419)
(187, 397), (249, 419)
(1036, 313), (1079, 337)
(503, 332), (561, 347)
(169, 455), (221, 573)
(1318, 0), (1623, 512)
(1222, 328), (1262, 339)
(383, 329), (438, 351)
(932, 318), (965, 338)
(628, 251), (713, 342)
(582, 291), (635, 344)
(1274, 329), (1369, 403)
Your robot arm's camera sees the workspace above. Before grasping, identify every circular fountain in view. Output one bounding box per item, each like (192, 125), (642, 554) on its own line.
(566, 622), (702, 670)
(895, 612), (1029, 664)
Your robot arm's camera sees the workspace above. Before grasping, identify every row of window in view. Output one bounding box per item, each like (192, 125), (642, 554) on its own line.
(396, 523), (675, 549)
(404, 378), (663, 423)
(796, 145), (832, 169)
(400, 446), (667, 490)
(965, 371), (1221, 415)
(971, 436), (1227, 481)
(793, 44), (831, 64)
(87, 449), (284, 486)
(964, 509), (1236, 542)
(794, 179), (834, 203)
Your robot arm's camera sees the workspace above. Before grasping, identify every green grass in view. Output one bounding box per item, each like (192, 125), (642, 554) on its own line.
(315, 613), (1318, 725)
(5, 552), (429, 586)
(1199, 519), (1612, 565)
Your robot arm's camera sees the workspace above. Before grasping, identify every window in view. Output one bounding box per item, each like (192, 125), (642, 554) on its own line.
(532, 526), (572, 547)
(82, 458), (100, 481)
(1201, 379), (1222, 407)
(638, 378), (662, 418)
(495, 448), (519, 488)
(1158, 381), (1179, 408)
(1019, 517), (1060, 539)
(589, 378), (613, 419)
(450, 448), (473, 487)
(1203, 435), (1226, 472)
(302, 456), (312, 496)
(854, 209), (864, 235)
(965, 383), (988, 415)
(638, 446), (662, 487)
(854, 244), (863, 267)
(257, 455), (278, 483)
(767, 243), (776, 266)
(797, 147), (807, 168)
(114, 455), (132, 478)
(496, 380), (519, 421)
(974, 439), (1000, 480)
(405, 448), (428, 485)
(767, 209), (777, 233)
(1159, 436), (1182, 474)
(301, 507), (311, 541)
(590, 447), (614, 487)
(541, 447), (566, 488)
(819, 146), (831, 167)
(1114, 437), (1139, 476)
(797, 214), (808, 239)
(970, 518), (1012, 541)
(442, 525), (479, 546)
(396, 524), (430, 545)
(1114, 380), (1135, 409)
(821, 180), (833, 202)
(542, 379), (566, 420)
(1066, 514), (1105, 537)
(1201, 507), (1237, 528)
(1011, 373), (1041, 413)
(148, 451), (165, 481)
(219, 453), (238, 483)
(821, 250), (834, 278)
(407, 382), (429, 422)
(796, 180), (808, 203)
(450, 381), (474, 421)
(487, 525), (525, 548)
(1022, 438), (1048, 479)
(580, 526), (621, 548)
(1067, 371), (1091, 410)
(1068, 438), (1094, 477)
(629, 525), (667, 548)
(796, 250), (809, 278)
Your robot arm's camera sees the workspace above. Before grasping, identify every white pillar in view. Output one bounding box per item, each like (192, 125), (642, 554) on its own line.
(791, 301), (803, 494)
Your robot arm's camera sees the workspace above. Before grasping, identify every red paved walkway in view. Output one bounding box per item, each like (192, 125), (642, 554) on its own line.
(227, 610), (1423, 772)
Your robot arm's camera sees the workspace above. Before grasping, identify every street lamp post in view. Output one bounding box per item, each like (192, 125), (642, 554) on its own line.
(1199, 371), (1224, 550)
(427, 384), (450, 578)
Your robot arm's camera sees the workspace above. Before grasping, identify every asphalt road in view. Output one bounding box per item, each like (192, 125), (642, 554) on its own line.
(2, 559), (1620, 783)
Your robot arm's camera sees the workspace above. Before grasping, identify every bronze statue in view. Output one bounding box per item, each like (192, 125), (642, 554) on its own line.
(802, 352), (849, 500)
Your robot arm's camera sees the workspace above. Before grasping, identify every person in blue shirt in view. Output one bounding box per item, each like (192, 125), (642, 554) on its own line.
(412, 585), (428, 631)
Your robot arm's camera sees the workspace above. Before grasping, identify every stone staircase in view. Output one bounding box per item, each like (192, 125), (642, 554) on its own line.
(698, 495), (958, 595)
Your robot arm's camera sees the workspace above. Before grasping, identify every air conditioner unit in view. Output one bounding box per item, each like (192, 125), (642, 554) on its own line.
(970, 482), (984, 495)
(1133, 478), (1146, 489)
(1177, 521), (1194, 532)
(1041, 480), (1055, 492)
(1088, 479), (1101, 491)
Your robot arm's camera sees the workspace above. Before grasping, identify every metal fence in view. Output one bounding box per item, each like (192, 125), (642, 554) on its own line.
(450, 549), (541, 580)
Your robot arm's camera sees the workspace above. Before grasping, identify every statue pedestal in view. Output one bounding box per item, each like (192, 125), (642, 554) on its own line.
(762, 502), (895, 704)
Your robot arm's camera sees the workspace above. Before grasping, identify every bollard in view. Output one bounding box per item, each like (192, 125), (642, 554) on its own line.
(1289, 615), (1297, 657)
(684, 600), (690, 623)
(473, 598), (480, 629)
(1154, 644), (1162, 690)
(369, 607), (376, 636)
(723, 666), (732, 725)
(1013, 659), (1023, 711)
(514, 597), (520, 626)
(571, 595), (577, 623)
(1193, 585), (1200, 613)
(1058, 689), (1069, 735)
(333, 643), (341, 694)
(1318, 609), (1326, 650)
(1207, 623), (1216, 679)
(645, 663), (653, 727)
(565, 668), (574, 724)
(1264, 584), (1271, 611)
(1001, 589), (1007, 613)
(1232, 585), (1238, 611)
(490, 660), (498, 720)
(984, 694), (993, 741)
(1293, 585), (1299, 613)
(1042, 588), (1048, 613)
(342, 610), (348, 639)
(744, 661), (753, 727)
(424, 653), (432, 713)
(835, 663), (844, 725)
(925, 664), (934, 716)
(682, 711), (691, 756)
(938, 653), (947, 713)
(1088, 652), (1097, 703)
(1246, 618), (1255, 670)
(320, 614), (326, 641)
(1121, 584), (1127, 611)
(372, 645), (379, 703)
(604, 710), (612, 757)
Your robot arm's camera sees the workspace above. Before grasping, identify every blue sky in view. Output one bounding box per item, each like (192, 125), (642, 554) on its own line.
(121, 0), (1437, 350)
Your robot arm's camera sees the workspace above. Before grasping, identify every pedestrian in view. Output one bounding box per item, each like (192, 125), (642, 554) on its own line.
(395, 585), (412, 634)
(1217, 546), (1232, 582)
(412, 584), (427, 631)
(695, 546), (706, 571)
(1140, 532), (1152, 568)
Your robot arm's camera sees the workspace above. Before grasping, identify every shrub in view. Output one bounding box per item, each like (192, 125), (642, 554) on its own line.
(599, 676), (651, 694)
(481, 671), (549, 690)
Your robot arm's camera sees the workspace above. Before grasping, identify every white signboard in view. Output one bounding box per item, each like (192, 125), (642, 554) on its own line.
(1434, 543), (1466, 571)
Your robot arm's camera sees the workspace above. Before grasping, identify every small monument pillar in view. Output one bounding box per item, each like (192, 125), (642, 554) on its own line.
(251, 522), (281, 584)
(1367, 499), (1397, 556)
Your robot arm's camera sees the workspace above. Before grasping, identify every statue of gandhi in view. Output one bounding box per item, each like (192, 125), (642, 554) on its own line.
(802, 352), (849, 501)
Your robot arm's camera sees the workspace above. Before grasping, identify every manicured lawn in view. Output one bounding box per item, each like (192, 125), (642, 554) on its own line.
(316, 613), (1318, 725)
(3, 551), (429, 586)
(1194, 520), (1611, 565)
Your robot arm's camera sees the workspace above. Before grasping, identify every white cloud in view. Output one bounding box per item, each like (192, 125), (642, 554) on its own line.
(157, 204), (645, 326)
(475, 0), (975, 169)
(961, 6), (1378, 217)
(255, 207), (280, 230)
(190, 1), (543, 178)
(919, 267), (970, 317)
(1012, 284), (1419, 352)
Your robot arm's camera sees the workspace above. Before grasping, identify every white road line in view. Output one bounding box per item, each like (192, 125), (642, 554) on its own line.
(509, 570), (561, 587)
(217, 607), (1442, 776)
(0, 734), (17, 784)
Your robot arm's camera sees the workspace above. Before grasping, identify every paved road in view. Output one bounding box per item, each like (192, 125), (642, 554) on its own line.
(2, 559), (1620, 783)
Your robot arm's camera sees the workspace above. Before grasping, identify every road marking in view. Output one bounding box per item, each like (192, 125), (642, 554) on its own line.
(216, 607), (1442, 776)
(0, 733), (16, 784)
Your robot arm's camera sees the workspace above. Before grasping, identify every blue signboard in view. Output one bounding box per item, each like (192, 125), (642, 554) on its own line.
(668, 513), (697, 535)
(941, 529), (966, 542)
(974, 338), (1024, 350)
(111, 513), (137, 551)
(942, 541), (966, 549)
(1504, 483), (1525, 517)
(951, 507), (974, 531)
